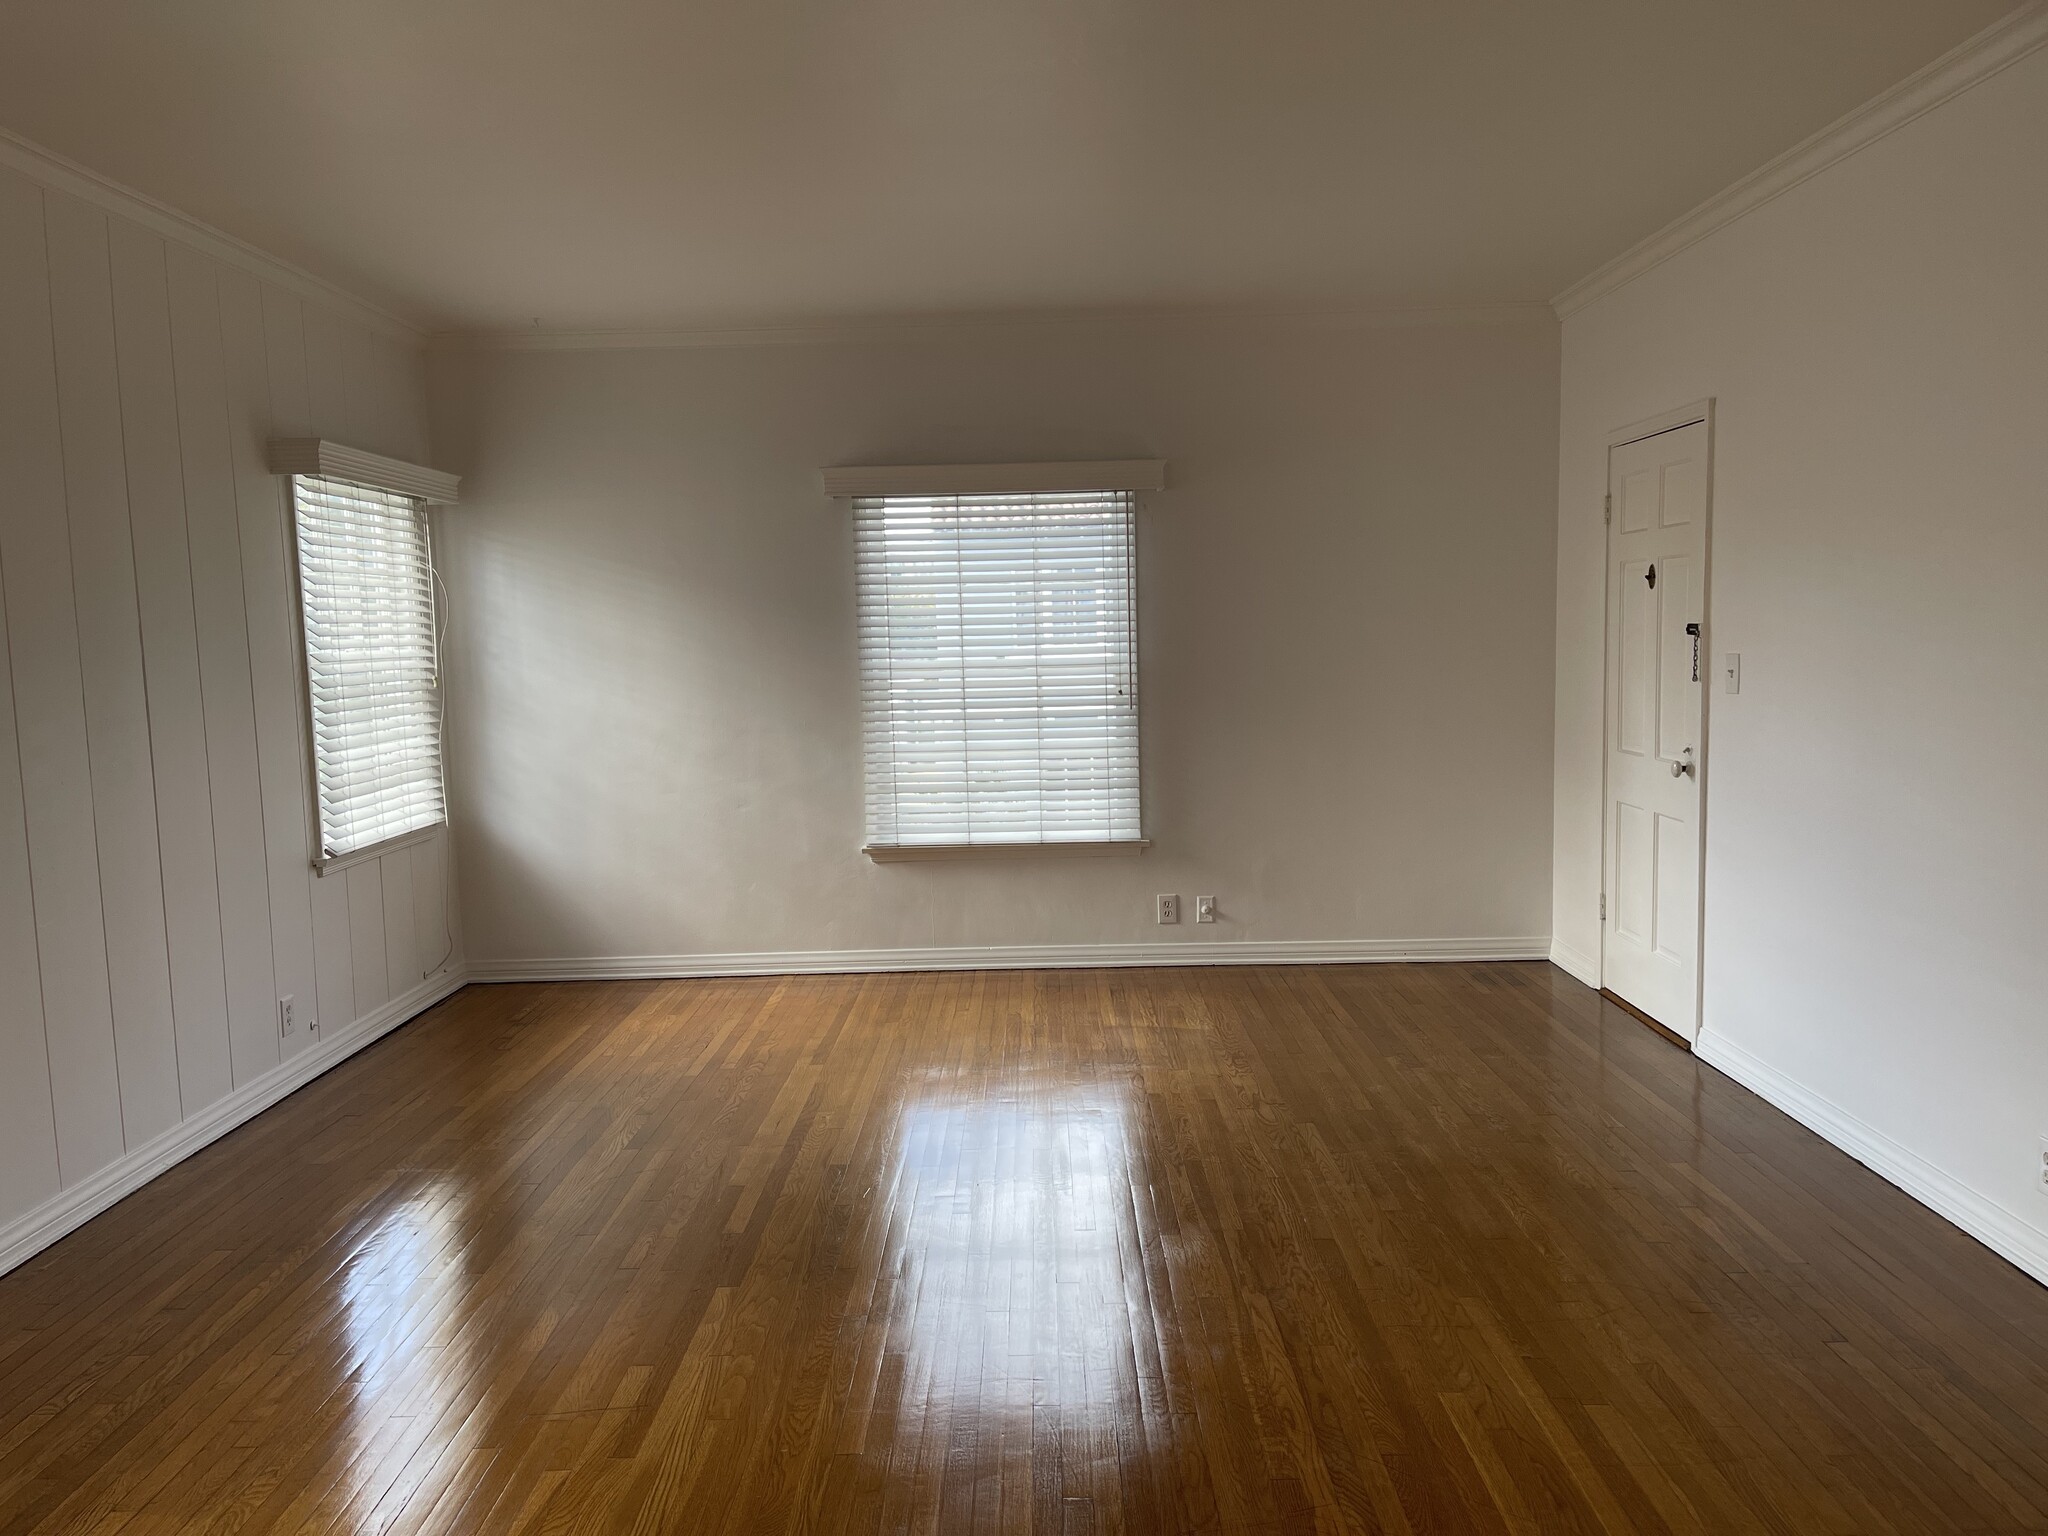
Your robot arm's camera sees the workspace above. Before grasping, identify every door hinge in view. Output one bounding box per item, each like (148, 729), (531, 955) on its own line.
(1603, 492), (1612, 525)
(1599, 893), (1607, 921)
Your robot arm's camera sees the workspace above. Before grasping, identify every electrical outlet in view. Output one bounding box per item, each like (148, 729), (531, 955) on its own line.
(1195, 895), (1217, 923)
(2038, 1137), (2048, 1195)
(278, 995), (295, 1038)
(1156, 894), (1180, 925)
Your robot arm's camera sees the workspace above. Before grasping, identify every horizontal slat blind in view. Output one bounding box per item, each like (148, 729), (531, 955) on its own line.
(857, 490), (1140, 848)
(293, 475), (446, 858)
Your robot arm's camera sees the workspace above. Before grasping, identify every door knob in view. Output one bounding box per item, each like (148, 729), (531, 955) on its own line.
(1671, 747), (1695, 779)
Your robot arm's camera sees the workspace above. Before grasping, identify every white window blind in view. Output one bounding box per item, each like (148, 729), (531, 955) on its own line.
(292, 475), (446, 860)
(857, 489), (1141, 850)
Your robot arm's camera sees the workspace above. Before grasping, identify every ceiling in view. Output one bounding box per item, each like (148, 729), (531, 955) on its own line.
(0, 1), (2014, 333)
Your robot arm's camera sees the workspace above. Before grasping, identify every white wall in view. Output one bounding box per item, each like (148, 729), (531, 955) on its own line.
(1553, 39), (2048, 1274)
(0, 154), (460, 1270)
(430, 313), (1559, 972)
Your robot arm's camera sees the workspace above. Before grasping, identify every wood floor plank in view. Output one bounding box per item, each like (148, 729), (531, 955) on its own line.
(3, 963), (2047, 1532)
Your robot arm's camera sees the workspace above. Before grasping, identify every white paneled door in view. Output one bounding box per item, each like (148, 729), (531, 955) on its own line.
(1602, 419), (1709, 1040)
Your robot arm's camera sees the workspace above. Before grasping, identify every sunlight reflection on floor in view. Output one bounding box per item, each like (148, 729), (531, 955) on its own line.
(870, 1072), (1158, 1444)
(333, 1175), (481, 1506)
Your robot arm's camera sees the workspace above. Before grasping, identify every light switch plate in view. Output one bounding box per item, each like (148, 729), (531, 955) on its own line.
(1722, 653), (1741, 694)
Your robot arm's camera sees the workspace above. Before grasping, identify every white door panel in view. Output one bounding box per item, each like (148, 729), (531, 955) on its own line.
(1602, 420), (1708, 1039)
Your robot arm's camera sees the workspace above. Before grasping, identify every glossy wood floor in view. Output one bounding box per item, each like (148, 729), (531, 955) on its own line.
(5, 965), (2048, 1534)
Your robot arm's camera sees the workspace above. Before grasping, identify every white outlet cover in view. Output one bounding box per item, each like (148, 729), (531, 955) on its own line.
(1157, 894), (1179, 924)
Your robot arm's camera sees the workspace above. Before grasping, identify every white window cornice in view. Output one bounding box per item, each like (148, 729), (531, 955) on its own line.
(268, 438), (462, 504)
(821, 459), (1165, 499)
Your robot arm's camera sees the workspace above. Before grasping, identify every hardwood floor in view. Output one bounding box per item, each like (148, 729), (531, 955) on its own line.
(3, 963), (2046, 1534)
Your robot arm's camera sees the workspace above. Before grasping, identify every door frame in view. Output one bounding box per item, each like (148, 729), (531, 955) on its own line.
(1597, 398), (1716, 1043)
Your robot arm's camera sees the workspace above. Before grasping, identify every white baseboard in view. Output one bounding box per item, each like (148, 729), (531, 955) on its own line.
(470, 935), (1552, 983)
(0, 967), (468, 1278)
(1695, 1030), (2048, 1289)
(1547, 936), (1600, 988)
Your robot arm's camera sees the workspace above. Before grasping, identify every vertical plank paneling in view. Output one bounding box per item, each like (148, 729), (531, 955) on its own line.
(260, 285), (313, 439)
(346, 865), (391, 1016)
(0, 557), (62, 1219)
(381, 847), (420, 994)
(220, 271), (317, 1060)
(0, 152), (445, 1243)
(412, 828), (452, 981)
(0, 169), (126, 1180)
(108, 220), (234, 1114)
(44, 191), (182, 1145)
(341, 320), (398, 457)
(164, 244), (278, 1088)
(272, 285), (355, 1038)
(299, 303), (353, 444)
(308, 863), (356, 1038)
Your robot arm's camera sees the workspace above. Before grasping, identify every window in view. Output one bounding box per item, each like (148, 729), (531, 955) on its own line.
(856, 488), (1141, 852)
(292, 474), (446, 862)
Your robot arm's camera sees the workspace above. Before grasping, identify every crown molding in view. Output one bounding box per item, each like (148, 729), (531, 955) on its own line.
(435, 300), (1555, 353)
(1552, 2), (2048, 319)
(0, 126), (427, 345)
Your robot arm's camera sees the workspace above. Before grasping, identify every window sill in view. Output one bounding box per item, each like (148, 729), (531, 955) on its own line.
(863, 839), (1150, 863)
(313, 823), (444, 878)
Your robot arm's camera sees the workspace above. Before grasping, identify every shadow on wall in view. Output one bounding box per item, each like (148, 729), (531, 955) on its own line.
(446, 490), (865, 961)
